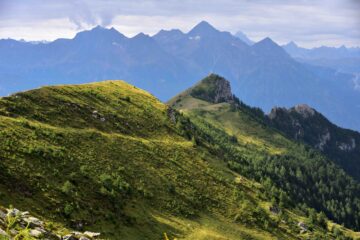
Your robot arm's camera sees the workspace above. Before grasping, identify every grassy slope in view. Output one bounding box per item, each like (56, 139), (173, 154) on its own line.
(170, 94), (289, 155)
(0, 80), (358, 239)
(169, 92), (360, 239)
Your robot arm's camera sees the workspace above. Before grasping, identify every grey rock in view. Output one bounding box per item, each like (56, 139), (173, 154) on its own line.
(190, 74), (234, 104)
(0, 218), (5, 228)
(0, 228), (8, 237)
(83, 231), (101, 238)
(298, 221), (308, 231)
(29, 229), (43, 237)
(0, 209), (6, 218)
(21, 211), (30, 217)
(338, 138), (356, 151)
(293, 104), (315, 118)
(79, 236), (90, 240)
(92, 110), (99, 119)
(315, 130), (331, 151)
(7, 208), (20, 217)
(34, 227), (46, 233)
(212, 77), (233, 103)
(63, 234), (78, 240)
(10, 229), (19, 235)
(167, 107), (177, 123)
(23, 216), (44, 228)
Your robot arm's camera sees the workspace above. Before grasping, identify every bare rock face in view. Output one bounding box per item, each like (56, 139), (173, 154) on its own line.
(337, 138), (356, 151)
(268, 107), (286, 120)
(167, 107), (177, 124)
(190, 74), (234, 103)
(293, 104), (315, 118)
(316, 130), (331, 151)
(269, 104), (315, 120)
(211, 77), (234, 103)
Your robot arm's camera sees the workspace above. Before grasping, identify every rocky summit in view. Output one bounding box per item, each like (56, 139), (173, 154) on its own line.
(189, 74), (234, 103)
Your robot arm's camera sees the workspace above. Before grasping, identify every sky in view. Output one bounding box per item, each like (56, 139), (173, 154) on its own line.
(0, 0), (359, 48)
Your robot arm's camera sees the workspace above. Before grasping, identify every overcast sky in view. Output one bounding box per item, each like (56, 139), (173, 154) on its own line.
(0, 0), (359, 48)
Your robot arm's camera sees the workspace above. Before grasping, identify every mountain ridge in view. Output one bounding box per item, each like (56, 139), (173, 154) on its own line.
(169, 75), (360, 232)
(0, 21), (359, 132)
(170, 75), (360, 181)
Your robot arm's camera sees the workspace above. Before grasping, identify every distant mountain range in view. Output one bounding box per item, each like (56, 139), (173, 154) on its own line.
(282, 41), (360, 74)
(0, 21), (359, 131)
(283, 41), (360, 60)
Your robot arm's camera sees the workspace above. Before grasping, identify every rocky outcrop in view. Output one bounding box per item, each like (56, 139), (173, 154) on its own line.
(337, 138), (356, 151)
(0, 206), (101, 240)
(268, 107), (286, 120)
(211, 77), (234, 103)
(190, 74), (234, 104)
(167, 107), (177, 124)
(268, 104), (315, 120)
(315, 130), (331, 151)
(293, 104), (315, 118)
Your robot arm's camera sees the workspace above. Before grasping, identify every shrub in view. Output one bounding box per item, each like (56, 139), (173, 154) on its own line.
(64, 203), (74, 217)
(61, 180), (74, 194)
(99, 173), (130, 197)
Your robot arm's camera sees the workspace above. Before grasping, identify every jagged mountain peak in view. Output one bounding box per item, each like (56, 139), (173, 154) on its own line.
(269, 104), (318, 120)
(253, 37), (291, 58)
(155, 29), (184, 36)
(188, 21), (219, 36)
(132, 32), (151, 39)
(73, 25), (126, 42)
(254, 37), (279, 47)
(153, 29), (185, 42)
(270, 104), (317, 119)
(130, 32), (158, 45)
(284, 41), (298, 48)
(84, 25), (118, 34)
(292, 104), (316, 118)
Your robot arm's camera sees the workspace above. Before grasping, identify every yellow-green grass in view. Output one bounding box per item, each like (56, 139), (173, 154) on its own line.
(0, 80), (358, 239)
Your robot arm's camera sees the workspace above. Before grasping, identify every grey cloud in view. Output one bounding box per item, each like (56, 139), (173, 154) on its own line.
(67, 1), (97, 29)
